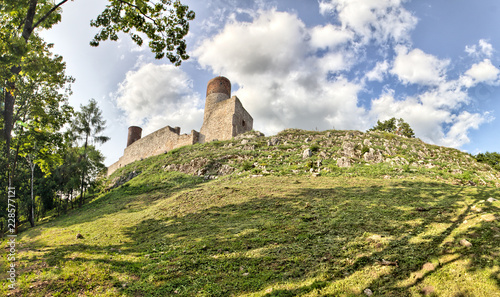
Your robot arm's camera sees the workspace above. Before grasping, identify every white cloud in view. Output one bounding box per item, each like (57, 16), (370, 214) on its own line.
(418, 80), (469, 109)
(464, 59), (500, 84)
(194, 10), (367, 135)
(370, 90), (450, 142)
(440, 111), (491, 147)
(309, 24), (353, 49)
(391, 47), (450, 86)
(193, 6), (490, 150)
(369, 90), (489, 147)
(365, 60), (389, 82)
(195, 10), (309, 76)
(319, 0), (336, 16)
(115, 63), (203, 135)
(465, 39), (494, 58)
(370, 82), (493, 148)
(318, 52), (349, 74)
(319, 0), (418, 44)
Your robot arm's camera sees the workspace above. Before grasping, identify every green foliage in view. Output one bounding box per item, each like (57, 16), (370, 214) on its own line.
(309, 144), (320, 152)
(90, 0), (195, 64)
(475, 152), (500, 171)
(69, 99), (109, 206)
(369, 117), (415, 138)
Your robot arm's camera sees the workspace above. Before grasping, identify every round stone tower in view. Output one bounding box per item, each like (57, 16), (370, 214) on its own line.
(204, 76), (231, 120)
(127, 126), (142, 147)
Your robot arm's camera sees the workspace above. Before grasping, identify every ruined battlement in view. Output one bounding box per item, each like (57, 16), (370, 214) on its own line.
(108, 76), (253, 176)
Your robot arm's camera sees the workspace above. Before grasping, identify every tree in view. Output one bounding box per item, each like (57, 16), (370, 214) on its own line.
(475, 152), (500, 171)
(368, 117), (415, 138)
(1, 0), (195, 183)
(1, 36), (73, 230)
(52, 144), (81, 212)
(70, 99), (109, 206)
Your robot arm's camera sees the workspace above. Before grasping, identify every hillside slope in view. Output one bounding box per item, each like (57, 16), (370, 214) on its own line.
(109, 129), (500, 187)
(1, 130), (499, 297)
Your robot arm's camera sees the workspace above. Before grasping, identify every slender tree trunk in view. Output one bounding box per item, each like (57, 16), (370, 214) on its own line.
(29, 158), (35, 227)
(79, 135), (88, 207)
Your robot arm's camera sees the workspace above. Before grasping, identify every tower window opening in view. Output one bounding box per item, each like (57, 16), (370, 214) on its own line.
(242, 120), (246, 127)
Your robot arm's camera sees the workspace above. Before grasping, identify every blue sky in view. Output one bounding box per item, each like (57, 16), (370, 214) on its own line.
(41, 0), (500, 166)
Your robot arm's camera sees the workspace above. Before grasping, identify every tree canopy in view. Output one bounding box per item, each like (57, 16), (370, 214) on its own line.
(1, 0), (195, 183)
(475, 152), (500, 171)
(368, 117), (415, 138)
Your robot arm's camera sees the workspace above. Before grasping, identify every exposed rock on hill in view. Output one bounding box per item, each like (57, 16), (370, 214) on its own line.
(108, 129), (500, 187)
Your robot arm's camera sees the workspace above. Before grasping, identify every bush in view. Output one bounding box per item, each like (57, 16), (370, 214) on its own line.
(240, 161), (253, 171)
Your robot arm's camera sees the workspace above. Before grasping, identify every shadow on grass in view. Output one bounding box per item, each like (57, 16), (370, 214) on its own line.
(29, 172), (207, 230)
(9, 179), (500, 296)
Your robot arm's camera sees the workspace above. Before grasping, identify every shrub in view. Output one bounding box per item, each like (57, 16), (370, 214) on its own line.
(240, 161), (253, 171)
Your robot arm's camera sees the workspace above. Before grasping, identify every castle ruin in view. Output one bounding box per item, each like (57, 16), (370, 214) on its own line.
(107, 76), (253, 176)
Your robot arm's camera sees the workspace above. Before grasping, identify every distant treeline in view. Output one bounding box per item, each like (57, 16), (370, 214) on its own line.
(474, 152), (500, 171)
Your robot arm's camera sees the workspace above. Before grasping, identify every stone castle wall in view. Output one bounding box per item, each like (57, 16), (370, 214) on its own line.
(200, 96), (253, 143)
(108, 126), (199, 174)
(200, 97), (236, 143)
(232, 96), (254, 136)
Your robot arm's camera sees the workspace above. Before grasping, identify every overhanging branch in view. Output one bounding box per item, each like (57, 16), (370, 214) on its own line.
(116, 0), (159, 26)
(31, 0), (69, 33)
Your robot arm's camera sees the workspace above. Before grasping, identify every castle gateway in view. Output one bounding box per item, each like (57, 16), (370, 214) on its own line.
(107, 77), (253, 176)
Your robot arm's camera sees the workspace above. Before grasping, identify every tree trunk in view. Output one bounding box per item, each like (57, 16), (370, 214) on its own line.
(29, 159), (35, 227)
(79, 135), (89, 207)
(4, 0), (38, 177)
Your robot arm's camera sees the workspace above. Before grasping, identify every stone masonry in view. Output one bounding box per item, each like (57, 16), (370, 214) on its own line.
(107, 76), (253, 176)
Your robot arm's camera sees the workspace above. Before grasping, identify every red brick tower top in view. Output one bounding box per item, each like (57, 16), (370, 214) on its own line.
(206, 76), (231, 97)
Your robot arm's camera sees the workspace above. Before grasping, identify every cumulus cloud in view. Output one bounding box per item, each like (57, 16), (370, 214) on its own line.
(391, 47), (450, 86)
(464, 59), (500, 84)
(441, 111), (492, 148)
(195, 10), (309, 76)
(115, 63), (203, 135)
(194, 10), (368, 135)
(309, 24), (353, 49)
(192, 4), (492, 149)
(318, 0), (417, 44)
(369, 90), (489, 147)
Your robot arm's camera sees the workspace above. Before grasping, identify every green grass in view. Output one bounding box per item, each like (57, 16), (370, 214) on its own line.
(2, 173), (499, 296)
(1, 129), (499, 296)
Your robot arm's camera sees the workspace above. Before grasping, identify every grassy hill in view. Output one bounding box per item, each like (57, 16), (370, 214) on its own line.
(1, 129), (499, 296)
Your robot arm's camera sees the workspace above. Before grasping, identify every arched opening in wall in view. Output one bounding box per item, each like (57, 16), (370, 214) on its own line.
(242, 120), (246, 127)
